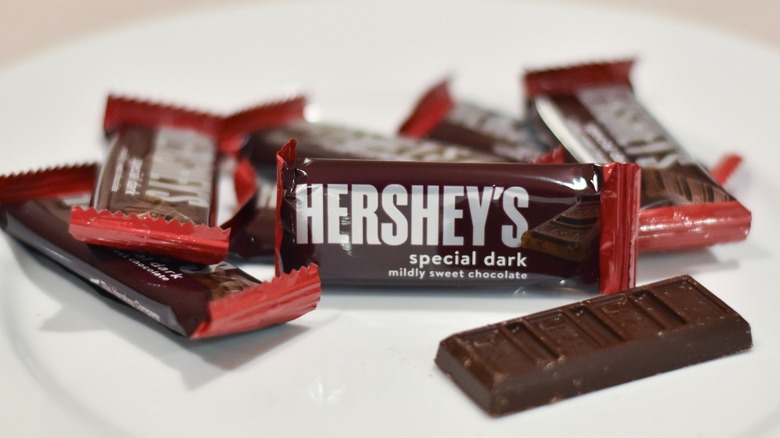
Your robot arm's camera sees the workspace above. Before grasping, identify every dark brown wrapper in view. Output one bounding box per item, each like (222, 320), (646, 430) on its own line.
(1, 165), (321, 339)
(524, 60), (751, 251)
(276, 139), (640, 294)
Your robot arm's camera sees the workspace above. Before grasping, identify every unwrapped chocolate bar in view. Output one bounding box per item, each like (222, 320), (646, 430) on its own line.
(276, 139), (640, 293)
(398, 78), (562, 163)
(523, 60), (751, 251)
(0, 165), (320, 339)
(435, 275), (752, 415)
(69, 95), (304, 264)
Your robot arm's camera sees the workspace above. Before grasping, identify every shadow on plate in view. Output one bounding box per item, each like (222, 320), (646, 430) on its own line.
(636, 238), (767, 284)
(5, 237), (310, 390)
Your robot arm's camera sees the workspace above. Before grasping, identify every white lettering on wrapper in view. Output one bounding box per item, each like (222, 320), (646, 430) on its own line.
(293, 184), (529, 248)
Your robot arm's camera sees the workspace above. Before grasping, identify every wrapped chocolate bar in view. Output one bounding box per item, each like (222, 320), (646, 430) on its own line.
(69, 95), (305, 264)
(243, 119), (507, 165)
(435, 275), (752, 416)
(276, 139), (640, 294)
(398, 78), (563, 163)
(523, 60), (751, 251)
(234, 117), (506, 260)
(0, 165), (321, 339)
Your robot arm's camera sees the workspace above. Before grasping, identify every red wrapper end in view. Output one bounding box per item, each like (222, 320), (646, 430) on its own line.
(193, 264), (321, 338)
(532, 145), (567, 164)
(0, 164), (97, 202)
(69, 206), (230, 264)
(221, 156), (260, 232)
(104, 96), (223, 141)
(599, 162), (641, 293)
(220, 95), (307, 153)
(524, 59), (634, 98)
(638, 201), (751, 252)
(105, 94), (307, 155)
(398, 78), (455, 139)
(69, 154), (259, 264)
(709, 153), (743, 186)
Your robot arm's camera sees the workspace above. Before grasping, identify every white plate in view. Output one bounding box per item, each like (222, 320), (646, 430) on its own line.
(1, 1), (778, 436)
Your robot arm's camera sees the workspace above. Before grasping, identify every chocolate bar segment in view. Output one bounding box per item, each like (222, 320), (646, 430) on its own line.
(524, 60), (751, 251)
(435, 275), (752, 416)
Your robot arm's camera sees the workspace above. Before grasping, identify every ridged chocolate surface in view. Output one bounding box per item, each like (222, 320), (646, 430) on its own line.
(435, 275), (752, 415)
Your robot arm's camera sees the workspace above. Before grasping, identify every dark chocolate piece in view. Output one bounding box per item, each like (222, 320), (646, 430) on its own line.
(520, 201), (599, 262)
(435, 275), (752, 416)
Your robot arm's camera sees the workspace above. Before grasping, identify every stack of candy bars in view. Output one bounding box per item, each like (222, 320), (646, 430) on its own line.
(0, 59), (751, 412)
(0, 96), (321, 339)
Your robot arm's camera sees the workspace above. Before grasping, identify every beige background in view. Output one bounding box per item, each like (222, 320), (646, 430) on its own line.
(1, 0), (779, 68)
